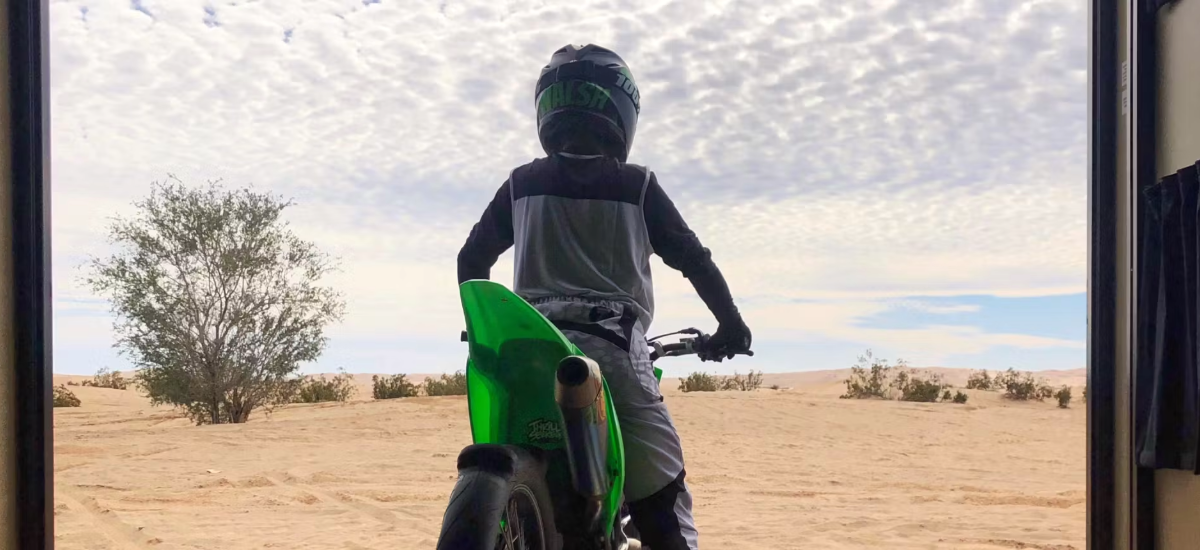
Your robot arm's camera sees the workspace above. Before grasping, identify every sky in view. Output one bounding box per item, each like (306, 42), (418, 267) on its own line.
(48, 0), (1088, 376)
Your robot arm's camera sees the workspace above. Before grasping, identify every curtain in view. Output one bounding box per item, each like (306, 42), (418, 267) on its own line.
(1137, 162), (1200, 472)
(1147, 0), (1178, 14)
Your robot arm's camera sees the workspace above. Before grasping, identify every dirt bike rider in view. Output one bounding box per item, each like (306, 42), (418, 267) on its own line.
(457, 43), (753, 550)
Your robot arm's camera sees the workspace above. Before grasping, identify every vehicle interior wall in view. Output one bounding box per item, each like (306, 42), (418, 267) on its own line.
(1152, 1), (1200, 547)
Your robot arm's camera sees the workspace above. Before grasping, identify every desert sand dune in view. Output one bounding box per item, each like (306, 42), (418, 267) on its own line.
(52, 369), (1085, 549)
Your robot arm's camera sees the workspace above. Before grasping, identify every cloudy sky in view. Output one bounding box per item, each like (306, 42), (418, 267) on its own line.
(48, 0), (1088, 376)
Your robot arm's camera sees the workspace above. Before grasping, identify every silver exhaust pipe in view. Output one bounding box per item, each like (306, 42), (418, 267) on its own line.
(555, 355), (611, 533)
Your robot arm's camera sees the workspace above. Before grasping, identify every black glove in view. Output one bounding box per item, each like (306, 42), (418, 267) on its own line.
(699, 317), (752, 362)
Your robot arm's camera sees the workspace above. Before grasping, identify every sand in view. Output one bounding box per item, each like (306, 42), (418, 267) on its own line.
(51, 368), (1086, 549)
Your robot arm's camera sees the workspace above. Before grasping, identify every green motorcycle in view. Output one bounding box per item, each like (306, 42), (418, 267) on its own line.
(435, 280), (750, 550)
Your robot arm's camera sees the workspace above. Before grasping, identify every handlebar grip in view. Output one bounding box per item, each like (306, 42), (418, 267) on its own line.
(717, 348), (754, 357)
(660, 343), (690, 353)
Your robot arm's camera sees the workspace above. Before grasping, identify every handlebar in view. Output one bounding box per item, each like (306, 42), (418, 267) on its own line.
(460, 328), (752, 362)
(648, 330), (754, 362)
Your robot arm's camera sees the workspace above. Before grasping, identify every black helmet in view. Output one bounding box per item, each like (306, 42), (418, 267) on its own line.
(535, 44), (641, 162)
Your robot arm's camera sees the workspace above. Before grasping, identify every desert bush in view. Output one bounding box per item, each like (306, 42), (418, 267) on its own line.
(996, 368), (1049, 401)
(679, 372), (721, 393)
(53, 385), (81, 408)
(424, 371), (468, 396)
(1083, 385), (1088, 403)
(293, 370), (356, 404)
(745, 370), (765, 391)
(890, 369), (949, 403)
(91, 367), (130, 390)
(942, 390), (953, 402)
(841, 350), (902, 399)
(67, 380), (79, 386)
(953, 391), (969, 404)
(720, 370), (764, 392)
(1055, 386), (1073, 408)
(84, 179), (345, 425)
(966, 369), (994, 390)
(770, 384), (781, 391)
(373, 373), (419, 400)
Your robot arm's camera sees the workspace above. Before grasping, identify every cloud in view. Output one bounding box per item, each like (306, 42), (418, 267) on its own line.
(48, 0), (1087, 373)
(890, 300), (983, 315)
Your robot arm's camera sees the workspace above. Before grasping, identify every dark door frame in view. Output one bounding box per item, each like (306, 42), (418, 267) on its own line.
(1088, 0), (1120, 548)
(8, 0), (53, 547)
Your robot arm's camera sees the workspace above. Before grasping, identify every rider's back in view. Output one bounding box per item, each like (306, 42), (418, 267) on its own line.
(510, 153), (656, 327)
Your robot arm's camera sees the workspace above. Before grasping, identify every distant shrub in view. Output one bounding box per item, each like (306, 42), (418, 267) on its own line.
(66, 380), (79, 386)
(90, 367), (130, 390)
(966, 370), (994, 390)
(1083, 385), (1088, 403)
(53, 385), (81, 408)
(679, 370), (764, 393)
(294, 370), (356, 403)
(424, 371), (468, 397)
(890, 369), (949, 403)
(720, 370), (764, 392)
(373, 374), (419, 400)
(942, 390), (953, 402)
(746, 370), (765, 391)
(996, 368), (1049, 401)
(679, 372), (721, 393)
(952, 391), (969, 404)
(993, 368), (1014, 392)
(841, 350), (900, 399)
(770, 384), (781, 391)
(1055, 386), (1073, 409)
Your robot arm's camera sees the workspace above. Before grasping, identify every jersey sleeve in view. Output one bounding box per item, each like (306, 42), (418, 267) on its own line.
(643, 172), (712, 277)
(643, 172), (742, 324)
(457, 179), (514, 284)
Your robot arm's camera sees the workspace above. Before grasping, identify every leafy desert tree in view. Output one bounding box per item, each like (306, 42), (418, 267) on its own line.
(85, 177), (345, 424)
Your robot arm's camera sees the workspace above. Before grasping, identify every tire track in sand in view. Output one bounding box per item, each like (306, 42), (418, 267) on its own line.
(262, 474), (438, 537)
(58, 490), (164, 548)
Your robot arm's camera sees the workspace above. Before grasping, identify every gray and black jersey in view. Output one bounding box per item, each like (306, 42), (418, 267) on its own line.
(457, 152), (737, 331)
